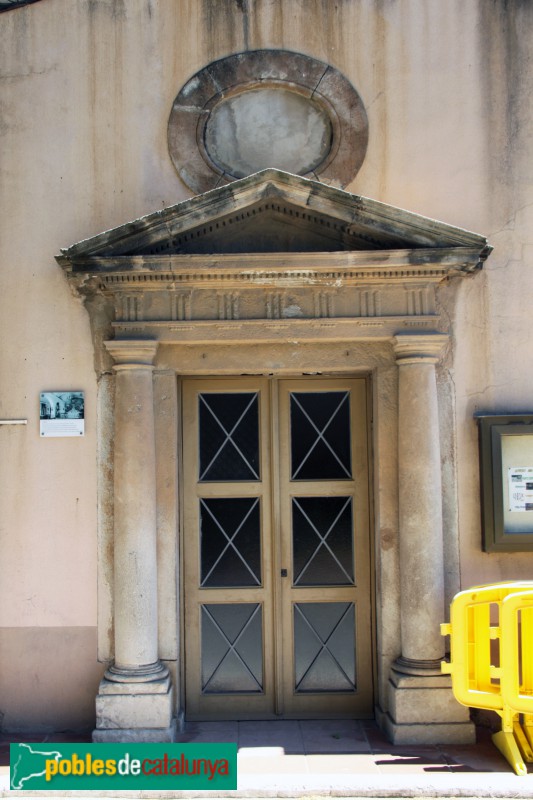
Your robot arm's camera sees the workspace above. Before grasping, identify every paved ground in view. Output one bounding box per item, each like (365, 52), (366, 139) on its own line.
(2, 719), (533, 797)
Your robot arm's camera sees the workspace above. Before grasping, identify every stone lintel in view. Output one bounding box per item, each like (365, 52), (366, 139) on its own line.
(112, 318), (439, 346)
(104, 339), (158, 366)
(393, 332), (449, 364)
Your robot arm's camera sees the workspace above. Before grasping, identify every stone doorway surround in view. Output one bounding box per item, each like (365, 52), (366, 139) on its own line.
(56, 169), (492, 743)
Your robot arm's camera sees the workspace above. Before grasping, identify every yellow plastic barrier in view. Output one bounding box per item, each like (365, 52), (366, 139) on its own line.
(441, 582), (533, 776)
(500, 589), (533, 756)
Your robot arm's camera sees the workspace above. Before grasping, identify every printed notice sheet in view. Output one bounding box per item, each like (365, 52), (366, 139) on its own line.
(508, 466), (533, 512)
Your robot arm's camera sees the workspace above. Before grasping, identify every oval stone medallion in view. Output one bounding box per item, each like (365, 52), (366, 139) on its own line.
(204, 88), (332, 179)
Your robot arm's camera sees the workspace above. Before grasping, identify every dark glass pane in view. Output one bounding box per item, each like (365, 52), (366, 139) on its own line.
(202, 603), (263, 693)
(199, 393), (259, 481)
(294, 602), (356, 692)
(200, 498), (261, 587)
(290, 392), (351, 480)
(293, 496), (354, 586)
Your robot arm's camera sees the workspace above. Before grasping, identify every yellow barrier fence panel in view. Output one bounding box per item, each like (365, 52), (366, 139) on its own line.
(442, 582), (533, 776)
(441, 583), (531, 710)
(501, 590), (533, 716)
(521, 604), (533, 751)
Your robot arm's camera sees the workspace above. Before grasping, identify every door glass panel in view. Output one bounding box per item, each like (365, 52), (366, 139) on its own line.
(290, 392), (351, 480)
(201, 603), (263, 693)
(200, 497), (261, 587)
(199, 392), (260, 481)
(292, 496), (354, 586)
(293, 602), (356, 692)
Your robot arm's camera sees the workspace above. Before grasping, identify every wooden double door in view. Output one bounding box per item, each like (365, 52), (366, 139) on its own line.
(183, 377), (373, 719)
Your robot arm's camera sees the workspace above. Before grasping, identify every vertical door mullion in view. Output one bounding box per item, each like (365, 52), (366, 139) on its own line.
(269, 378), (284, 716)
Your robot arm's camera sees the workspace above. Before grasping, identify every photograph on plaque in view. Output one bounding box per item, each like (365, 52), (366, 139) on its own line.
(40, 391), (85, 437)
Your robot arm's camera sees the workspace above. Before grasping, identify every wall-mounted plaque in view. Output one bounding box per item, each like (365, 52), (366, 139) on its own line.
(477, 414), (533, 551)
(40, 391), (84, 437)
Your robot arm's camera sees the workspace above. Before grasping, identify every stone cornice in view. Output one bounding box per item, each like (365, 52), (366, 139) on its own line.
(59, 246), (485, 286)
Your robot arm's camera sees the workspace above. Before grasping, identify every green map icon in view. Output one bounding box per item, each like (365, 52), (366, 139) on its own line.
(10, 743), (63, 789)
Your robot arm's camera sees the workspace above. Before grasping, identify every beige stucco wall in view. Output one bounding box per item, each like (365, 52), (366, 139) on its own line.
(1, 0), (532, 731)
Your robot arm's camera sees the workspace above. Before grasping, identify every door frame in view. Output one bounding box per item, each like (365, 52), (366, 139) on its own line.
(93, 332), (458, 738)
(60, 168), (487, 739)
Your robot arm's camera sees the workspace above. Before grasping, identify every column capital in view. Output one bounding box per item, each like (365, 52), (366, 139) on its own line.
(104, 339), (158, 367)
(393, 333), (449, 365)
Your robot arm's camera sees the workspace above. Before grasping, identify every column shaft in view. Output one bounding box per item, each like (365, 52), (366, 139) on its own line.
(113, 364), (159, 670)
(394, 334), (449, 671)
(397, 358), (445, 664)
(103, 340), (167, 683)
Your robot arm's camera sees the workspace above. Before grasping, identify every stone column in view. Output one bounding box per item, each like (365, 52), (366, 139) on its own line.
(395, 333), (447, 671)
(93, 340), (175, 742)
(382, 333), (474, 744)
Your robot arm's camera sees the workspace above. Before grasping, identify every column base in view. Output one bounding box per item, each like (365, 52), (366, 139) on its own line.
(105, 661), (169, 683)
(377, 667), (475, 745)
(93, 674), (176, 742)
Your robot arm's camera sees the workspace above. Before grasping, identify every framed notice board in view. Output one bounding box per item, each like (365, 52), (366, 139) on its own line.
(478, 414), (533, 552)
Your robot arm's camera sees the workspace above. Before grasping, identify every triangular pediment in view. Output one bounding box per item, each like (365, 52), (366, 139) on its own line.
(57, 169), (491, 263)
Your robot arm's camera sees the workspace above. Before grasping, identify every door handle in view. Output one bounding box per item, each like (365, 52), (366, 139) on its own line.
(281, 568), (288, 577)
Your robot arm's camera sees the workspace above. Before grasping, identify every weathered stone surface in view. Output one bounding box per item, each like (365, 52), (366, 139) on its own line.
(92, 722), (176, 743)
(206, 50), (326, 96)
(381, 695), (475, 744)
(105, 342), (161, 674)
(95, 683), (174, 729)
(388, 677), (472, 724)
(379, 714), (476, 746)
(98, 675), (171, 695)
(94, 341), (173, 740)
(168, 52), (369, 192)
(153, 371), (180, 663)
(311, 66), (369, 188)
(394, 333), (449, 665)
(205, 88), (332, 178)
(56, 171), (492, 262)
(59, 175), (488, 742)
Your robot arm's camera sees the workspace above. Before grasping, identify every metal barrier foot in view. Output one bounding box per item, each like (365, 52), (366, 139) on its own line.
(492, 730), (528, 776)
(523, 715), (533, 750)
(514, 721), (533, 762)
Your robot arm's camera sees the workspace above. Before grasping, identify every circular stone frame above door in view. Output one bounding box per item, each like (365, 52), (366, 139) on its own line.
(168, 50), (369, 194)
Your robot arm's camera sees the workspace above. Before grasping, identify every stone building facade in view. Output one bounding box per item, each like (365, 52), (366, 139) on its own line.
(1, 0), (532, 744)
